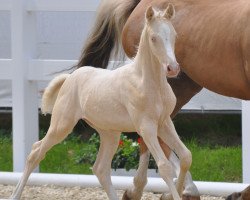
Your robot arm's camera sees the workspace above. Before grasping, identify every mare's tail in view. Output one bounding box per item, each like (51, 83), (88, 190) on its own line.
(76, 0), (140, 69)
(41, 74), (70, 115)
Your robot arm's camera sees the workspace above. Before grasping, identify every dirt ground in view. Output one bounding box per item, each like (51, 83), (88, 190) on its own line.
(0, 184), (225, 200)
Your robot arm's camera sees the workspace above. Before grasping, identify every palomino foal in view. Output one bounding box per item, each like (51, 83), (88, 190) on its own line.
(9, 4), (191, 200)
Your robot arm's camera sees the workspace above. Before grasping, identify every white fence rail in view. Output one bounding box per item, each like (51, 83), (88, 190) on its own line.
(26, 0), (99, 11)
(0, 0), (249, 187)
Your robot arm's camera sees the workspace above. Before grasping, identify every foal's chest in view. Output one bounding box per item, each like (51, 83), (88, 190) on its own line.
(159, 83), (177, 116)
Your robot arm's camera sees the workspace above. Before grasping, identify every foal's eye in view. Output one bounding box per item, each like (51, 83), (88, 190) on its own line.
(151, 36), (157, 43)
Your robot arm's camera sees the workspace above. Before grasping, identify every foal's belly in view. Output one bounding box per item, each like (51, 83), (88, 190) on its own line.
(79, 72), (135, 132)
(83, 104), (135, 133)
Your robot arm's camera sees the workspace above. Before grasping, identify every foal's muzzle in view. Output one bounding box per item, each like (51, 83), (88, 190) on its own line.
(164, 63), (180, 78)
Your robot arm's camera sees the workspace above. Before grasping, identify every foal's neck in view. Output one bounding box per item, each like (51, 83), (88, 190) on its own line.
(134, 28), (166, 85)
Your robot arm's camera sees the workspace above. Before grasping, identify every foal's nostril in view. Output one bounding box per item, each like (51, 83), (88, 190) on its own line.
(167, 65), (171, 72)
(165, 63), (180, 78)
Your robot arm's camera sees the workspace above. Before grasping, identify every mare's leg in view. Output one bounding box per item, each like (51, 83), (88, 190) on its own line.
(122, 140), (150, 200)
(158, 117), (192, 200)
(138, 121), (181, 200)
(226, 185), (250, 200)
(92, 130), (120, 200)
(10, 100), (80, 200)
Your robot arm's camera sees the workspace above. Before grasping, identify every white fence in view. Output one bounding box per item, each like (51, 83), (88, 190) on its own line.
(0, 0), (249, 186)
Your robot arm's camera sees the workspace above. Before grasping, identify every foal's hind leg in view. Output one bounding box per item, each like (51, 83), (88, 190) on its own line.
(92, 130), (120, 200)
(122, 140), (150, 200)
(10, 104), (79, 200)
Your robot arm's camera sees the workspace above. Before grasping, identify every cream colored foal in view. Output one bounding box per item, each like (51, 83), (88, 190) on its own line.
(9, 4), (191, 200)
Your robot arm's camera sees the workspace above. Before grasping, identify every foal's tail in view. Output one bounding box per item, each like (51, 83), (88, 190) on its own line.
(41, 74), (70, 115)
(76, 0), (140, 69)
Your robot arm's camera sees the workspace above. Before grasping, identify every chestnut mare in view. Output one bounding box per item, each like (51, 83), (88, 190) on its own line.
(8, 5), (189, 200)
(76, 0), (250, 199)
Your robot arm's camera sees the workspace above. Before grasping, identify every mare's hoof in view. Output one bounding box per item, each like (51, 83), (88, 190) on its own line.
(226, 185), (250, 200)
(226, 192), (241, 200)
(182, 194), (201, 200)
(122, 190), (132, 200)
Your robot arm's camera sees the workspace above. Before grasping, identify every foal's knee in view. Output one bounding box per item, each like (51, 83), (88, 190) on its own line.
(158, 160), (175, 179)
(180, 149), (192, 172)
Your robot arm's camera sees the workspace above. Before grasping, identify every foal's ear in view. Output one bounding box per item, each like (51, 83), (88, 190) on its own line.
(146, 6), (155, 21)
(164, 3), (175, 20)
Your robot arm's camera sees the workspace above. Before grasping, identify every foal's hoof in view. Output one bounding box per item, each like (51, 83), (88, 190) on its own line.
(122, 190), (143, 200)
(160, 193), (173, 200)
(160, 193), (201, 200)
(182, 194), (201, 200)
(122, 190), (132, 200)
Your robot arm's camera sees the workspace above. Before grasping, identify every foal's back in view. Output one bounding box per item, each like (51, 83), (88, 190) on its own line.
(62, 65), (136, 132)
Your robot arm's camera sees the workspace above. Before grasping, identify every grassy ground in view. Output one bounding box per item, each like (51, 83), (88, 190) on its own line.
(0, 132), (92, 174)
(0, 114), (242, 182)
(40, 139), (93, 174)
(187, 139), (241, 182)
(0, 130), (12, 171)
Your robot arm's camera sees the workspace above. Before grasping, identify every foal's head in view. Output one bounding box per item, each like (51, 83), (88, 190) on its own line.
(145, 4), (180, 78)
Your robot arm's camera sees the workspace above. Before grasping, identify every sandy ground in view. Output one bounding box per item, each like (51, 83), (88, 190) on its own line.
(0, 184), (225, 200)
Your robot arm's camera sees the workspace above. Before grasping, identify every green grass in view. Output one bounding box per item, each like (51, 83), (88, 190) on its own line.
(0, 133), (12, 171)
(40, 139), (92, 174)
(0, 131), (242, 182)
(0, 133), (92, 175)
(187, 139), (242, 182)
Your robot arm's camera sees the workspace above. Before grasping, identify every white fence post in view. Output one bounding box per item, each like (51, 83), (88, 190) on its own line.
(11, 0), (39, 172)
(242, 101), (250, 183)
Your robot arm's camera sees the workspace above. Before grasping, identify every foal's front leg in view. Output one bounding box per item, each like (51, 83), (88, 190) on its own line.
(138, 121), (181, 200)
(167, 152), (200, 200)
(158, 117), (192, 200)
(92, 130), (121, 200)
(122, 137), (172, 200)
